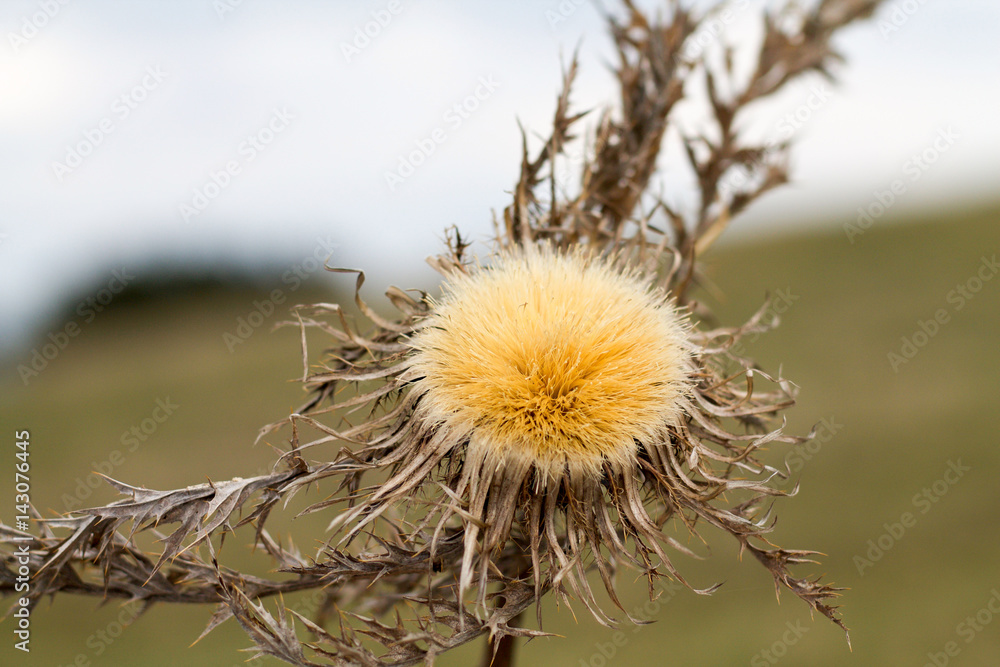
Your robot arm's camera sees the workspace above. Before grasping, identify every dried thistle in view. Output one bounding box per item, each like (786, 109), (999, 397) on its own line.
(1, 2), (886, 665)
(338, 244), (698, 621)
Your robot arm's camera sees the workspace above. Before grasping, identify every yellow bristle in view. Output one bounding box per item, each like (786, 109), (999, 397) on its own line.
(407, 246), (691, 479)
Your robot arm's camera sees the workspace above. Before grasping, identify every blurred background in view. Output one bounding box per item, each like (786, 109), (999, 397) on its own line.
(2, 1), (998, 665)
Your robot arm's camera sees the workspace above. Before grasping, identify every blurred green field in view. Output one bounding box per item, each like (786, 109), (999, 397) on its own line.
(2, 202), (999, 666)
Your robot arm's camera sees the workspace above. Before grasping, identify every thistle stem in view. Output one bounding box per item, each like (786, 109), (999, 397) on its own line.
(483, 611), (522, 667)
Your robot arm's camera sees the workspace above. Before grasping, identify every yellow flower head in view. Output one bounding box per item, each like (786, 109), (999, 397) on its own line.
(407, 246), (691, 481)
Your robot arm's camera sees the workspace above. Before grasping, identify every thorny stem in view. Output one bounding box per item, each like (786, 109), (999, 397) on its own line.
(484, 611), (522, 667)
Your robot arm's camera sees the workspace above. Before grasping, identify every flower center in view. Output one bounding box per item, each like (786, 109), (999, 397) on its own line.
(407, 248), (690, 478)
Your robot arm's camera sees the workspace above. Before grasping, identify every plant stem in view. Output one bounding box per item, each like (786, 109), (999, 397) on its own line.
(483, 611), (521, 667)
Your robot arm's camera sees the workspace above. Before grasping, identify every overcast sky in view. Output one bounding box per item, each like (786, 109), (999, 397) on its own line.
(2, 0), (998, 355)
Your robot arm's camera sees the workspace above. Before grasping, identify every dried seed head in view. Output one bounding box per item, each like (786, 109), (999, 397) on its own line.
(407, 246), (691, 481)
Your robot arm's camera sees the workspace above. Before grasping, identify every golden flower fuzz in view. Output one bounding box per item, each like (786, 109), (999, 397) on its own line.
(407, 247), (691, 479)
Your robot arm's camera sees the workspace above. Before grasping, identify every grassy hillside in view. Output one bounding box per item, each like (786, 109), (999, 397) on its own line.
(2, 202), (998, 666)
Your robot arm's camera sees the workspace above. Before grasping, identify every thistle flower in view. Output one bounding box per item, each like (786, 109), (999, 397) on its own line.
(408, 245), (691, 482)
(356, 244), (697, 617)
(303, 235), (844, 636)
